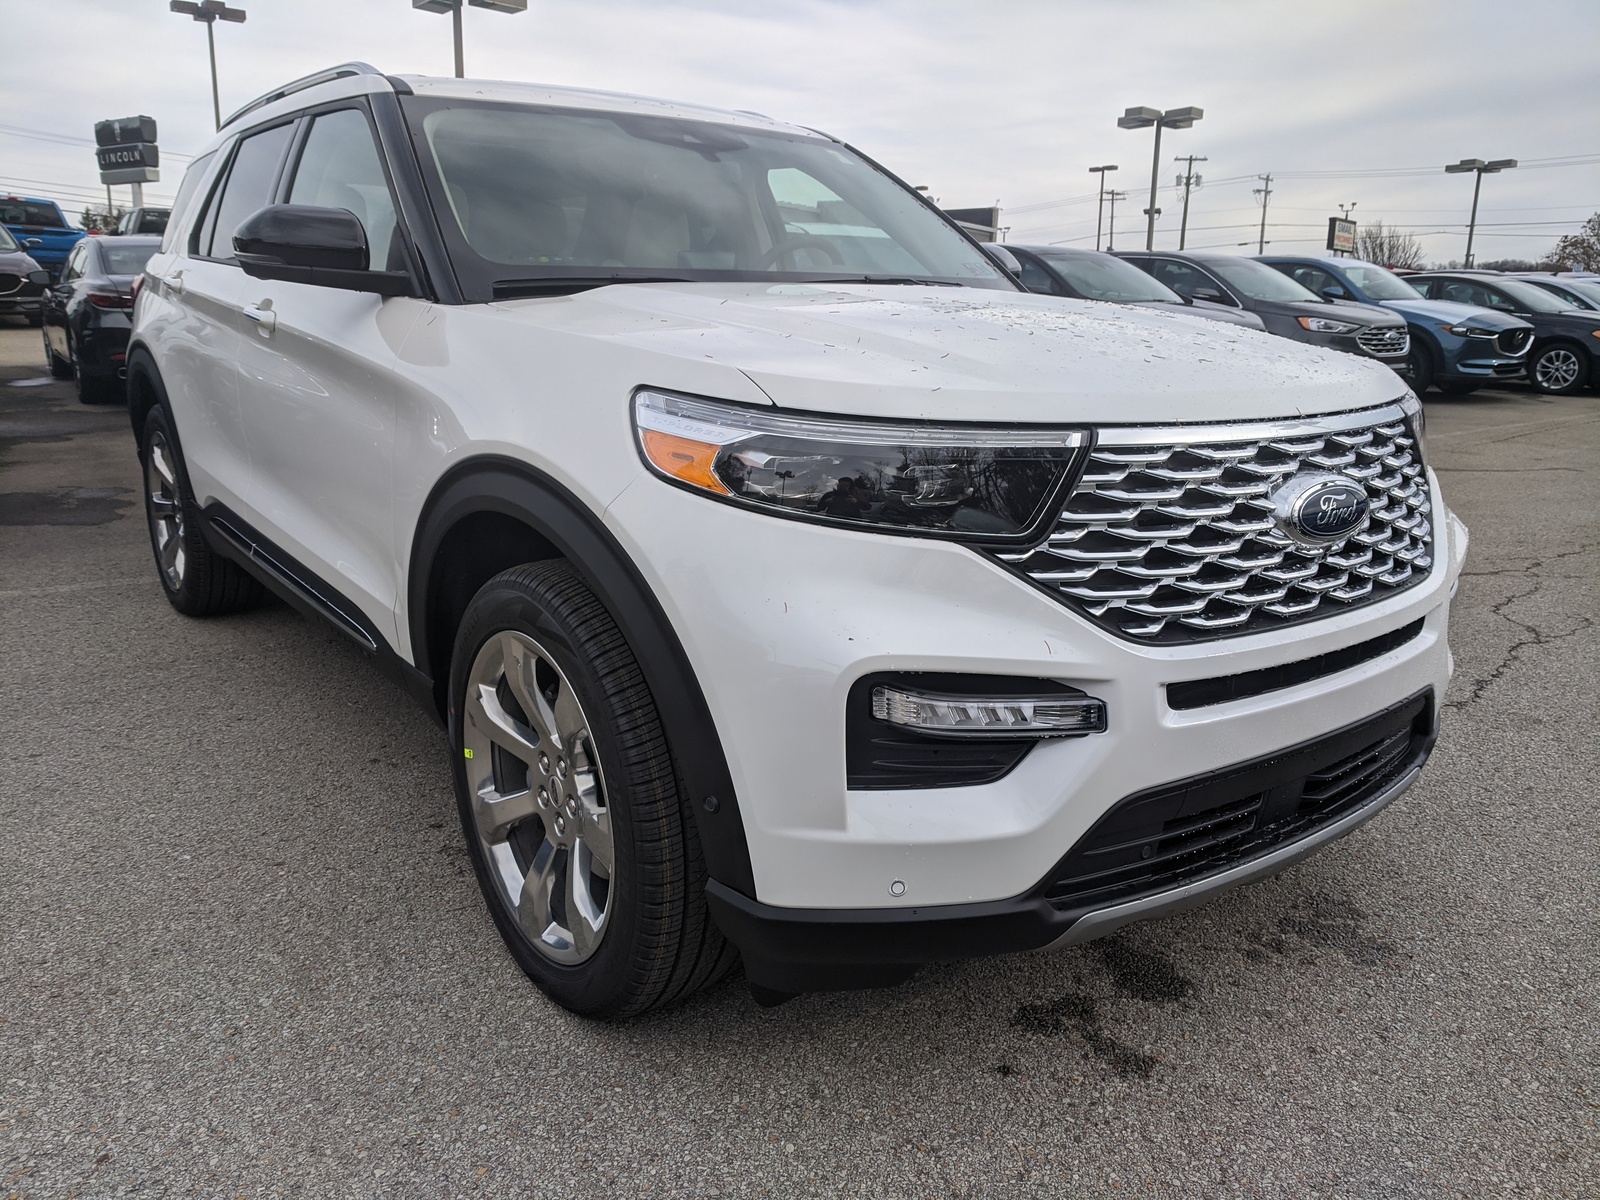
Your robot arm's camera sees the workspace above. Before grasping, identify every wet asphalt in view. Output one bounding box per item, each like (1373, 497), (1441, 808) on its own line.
(0, 321), (1595, 1199)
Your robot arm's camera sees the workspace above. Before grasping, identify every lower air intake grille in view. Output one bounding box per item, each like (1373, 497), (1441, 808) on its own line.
(1037, 690), (1434, 913)
(998, 402), (1433, 643)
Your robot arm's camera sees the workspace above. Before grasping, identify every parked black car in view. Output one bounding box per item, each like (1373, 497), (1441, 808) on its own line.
(41, 234), (161, 404)
(1259, 255), (1531, 395)
(1407, 272), (1600, 395)
(1007, 244), (1266, 329)
(1507, 273), (1600, 313)
(1117, 250), (1411, 373)
(0, 223), (50, 326)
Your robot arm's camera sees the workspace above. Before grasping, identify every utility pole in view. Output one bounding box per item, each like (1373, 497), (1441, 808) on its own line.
(170, 2), (247, 131)
(413, 0), (527, 79)
(1174, 153), (1207, 250)
(1253, 173), (1273, 254)
(1089, 164), (1118, 252)
(1444, 157), (1517, 267)
(1117, 105), (1202, 250)
(1106, 190), (1127, 252)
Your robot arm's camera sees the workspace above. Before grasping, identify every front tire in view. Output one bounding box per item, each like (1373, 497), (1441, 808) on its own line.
(1528, 343), (1587, 395)
(140, 405), (263, 616)
(450, 561), (734, 1017)
(1407, 339), (1437, 393)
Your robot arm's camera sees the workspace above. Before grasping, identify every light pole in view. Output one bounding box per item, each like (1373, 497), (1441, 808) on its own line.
(413, 0), (527, 79)
(1173, 154), (1206, 250)
(1253, 173), (1273, 254)
(1116, 105), (1202, 250)
(1089, 165), (1118, 252)
(1105, 190), (1127, 252)
(170, 1), (247, 132)
(1444, 157), (1517, 267)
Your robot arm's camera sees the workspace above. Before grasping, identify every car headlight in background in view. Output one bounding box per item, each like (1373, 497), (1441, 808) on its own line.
(633, 389), (1087, 543)
(1440, 323), (1498, 338)
(1297, 316), (1361, 334)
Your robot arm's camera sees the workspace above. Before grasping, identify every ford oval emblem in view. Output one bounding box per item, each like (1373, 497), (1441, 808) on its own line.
(1271, 474), (1370, 545)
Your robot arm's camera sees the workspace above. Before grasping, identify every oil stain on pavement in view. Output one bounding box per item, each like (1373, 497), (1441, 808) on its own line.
(0, 486), (133, 526)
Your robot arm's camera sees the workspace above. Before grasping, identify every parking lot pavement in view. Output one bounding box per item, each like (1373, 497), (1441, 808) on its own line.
(0, 319), (1594, 1200)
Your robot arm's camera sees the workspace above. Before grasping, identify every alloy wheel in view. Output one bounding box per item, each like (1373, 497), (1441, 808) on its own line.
(145, 430), (186, 588)
(462, 630), (614, 965)
(1534, 348), (1580, 392)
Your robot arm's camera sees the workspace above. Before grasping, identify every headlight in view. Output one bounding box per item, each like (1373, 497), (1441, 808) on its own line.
(1401, 392), (1427, 462)
(1297, 316), (1361, 334)
(1441, 324), (1497, 338)
(632, 389), (1087, 543)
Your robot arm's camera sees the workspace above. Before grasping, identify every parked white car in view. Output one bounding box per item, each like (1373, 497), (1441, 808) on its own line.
(128, 64), (1466, 1015)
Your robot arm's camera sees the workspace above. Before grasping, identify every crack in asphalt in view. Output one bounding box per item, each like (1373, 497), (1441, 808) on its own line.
(1446, 543), (1598, 712)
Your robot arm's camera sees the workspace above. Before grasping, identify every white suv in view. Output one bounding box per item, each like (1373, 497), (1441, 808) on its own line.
(128, 64), (1465, 1015)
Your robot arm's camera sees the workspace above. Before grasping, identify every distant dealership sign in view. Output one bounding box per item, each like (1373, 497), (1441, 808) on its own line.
(95, 115), (160, 185)
(1327, 217), (1357, 255)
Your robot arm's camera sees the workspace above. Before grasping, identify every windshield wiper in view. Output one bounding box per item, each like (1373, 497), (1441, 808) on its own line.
(806, 275), (964, 287)
(492, 274), (697, 299)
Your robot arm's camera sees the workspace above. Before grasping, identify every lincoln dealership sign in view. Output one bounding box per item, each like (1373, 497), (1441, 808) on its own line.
(95, 115), (160, 185)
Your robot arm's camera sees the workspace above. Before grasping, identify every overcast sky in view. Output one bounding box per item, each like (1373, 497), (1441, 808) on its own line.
(3, 0), (1596, 263)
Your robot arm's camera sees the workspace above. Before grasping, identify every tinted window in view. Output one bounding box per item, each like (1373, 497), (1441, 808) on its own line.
(287, 108), (402, 271)
(198, 123), (294, 259)
(1204, 257), (1321, 303)
(163, 152), (215, 254)
(1016, 254), (1062, 295)
(1285, 264), (1340, 296)
(102, 243), (159, 276)
(0, 200), (66, 227)
(1341, 264), (1421, 301)
(1488, 278), (1571, 313)
(1147, 258), (1234, 304)
(408, 99), (1009, 293)
(0, 223), (18, 252)
(1047, 252), (1181, 303)
(59, 242), (86, 282)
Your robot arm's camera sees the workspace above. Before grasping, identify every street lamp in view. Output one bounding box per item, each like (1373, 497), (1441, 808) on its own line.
(1444, 157), (1517, 267)
(1117, 105), (1202, 250)
(1088, 165), (1118, 252)
(413, 0), (527, 79)
(170, 0), (247, 132)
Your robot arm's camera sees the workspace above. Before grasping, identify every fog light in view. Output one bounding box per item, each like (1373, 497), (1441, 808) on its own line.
(870, 685), (1106, 739)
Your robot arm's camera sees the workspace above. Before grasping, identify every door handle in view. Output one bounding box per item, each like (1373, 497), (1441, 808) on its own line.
(161, 270), (184, 294)
(242, 302), (276, 335)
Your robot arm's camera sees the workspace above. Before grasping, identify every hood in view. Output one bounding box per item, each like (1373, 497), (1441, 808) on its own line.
(1281, 298), (1405, 328)
(1374, 296), (1531, 330)
(494, 282), (1404, 424)
(0, 250), (42, 273)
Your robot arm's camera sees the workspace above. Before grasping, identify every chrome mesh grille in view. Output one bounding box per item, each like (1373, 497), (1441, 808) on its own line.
(1356, 326), (1409, 357)
(999, 405), (1433, 643)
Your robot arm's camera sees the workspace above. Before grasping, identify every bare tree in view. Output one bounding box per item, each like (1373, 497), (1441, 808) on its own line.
(1551, 212), (1600, 272)
(1354, 221), (1425, 270)
(79, 206), (123, 234)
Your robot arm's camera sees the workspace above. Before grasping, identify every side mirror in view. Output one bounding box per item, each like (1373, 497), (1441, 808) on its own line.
(978, 243), (1023, 276)
(233, 205), (410, 296)
(1321, 285), (1348, 300)
(1192, 287), (1226, 304)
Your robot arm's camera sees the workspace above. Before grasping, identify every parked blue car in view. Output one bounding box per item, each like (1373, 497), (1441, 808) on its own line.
(1258, 256), (1532, 395)
(0, 195), (86, 281)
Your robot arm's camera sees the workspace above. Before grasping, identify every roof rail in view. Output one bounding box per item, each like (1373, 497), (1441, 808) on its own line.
(221, 62), (385, 130)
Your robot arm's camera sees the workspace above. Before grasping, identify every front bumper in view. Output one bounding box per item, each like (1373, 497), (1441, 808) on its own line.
(1447, 354), (1527, 381)
(711, 688), (1436, 992)
(0, 294), (41, 316)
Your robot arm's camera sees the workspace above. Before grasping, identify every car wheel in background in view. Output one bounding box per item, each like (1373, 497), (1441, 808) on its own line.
(450, 561), (735, 1017)
(140, 405), (263, 616)
(1407, 340), (1437, 393)
(42, 326), (72, 379)
(1528, 344), (1587, 395)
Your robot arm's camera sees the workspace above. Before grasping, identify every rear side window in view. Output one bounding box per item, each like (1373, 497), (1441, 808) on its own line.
(103, 243), (159, 276)
(162, 152), (214, 253)
(286, 108), (402, 271)
(1016, 254), (1061, 295)
(195, 123), (295, 260)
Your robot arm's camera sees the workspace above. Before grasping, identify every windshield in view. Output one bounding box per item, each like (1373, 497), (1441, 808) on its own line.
(101, 243), (158, 276)
(405, 99), (1011, 299)
(1042, 251), (1181, 302)
(0, 200), (66, 228)
(1495, 278), (1573, 313)
(1204, 256), (1321, 303)
(1343, 264), (1422, 301)
(1552, 278), (1600, 308)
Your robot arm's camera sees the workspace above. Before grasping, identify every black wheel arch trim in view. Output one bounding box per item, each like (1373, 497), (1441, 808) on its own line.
(408, 456), (758, 899)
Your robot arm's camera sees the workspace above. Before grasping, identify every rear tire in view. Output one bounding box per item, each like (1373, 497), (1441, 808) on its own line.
(140, 404), (263, 616)
(449, 561), (735, 1017)
(1528, 343), (1587, 395)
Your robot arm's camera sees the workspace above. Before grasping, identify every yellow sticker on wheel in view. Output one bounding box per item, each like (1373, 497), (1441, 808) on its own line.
(463, 747), (474, 759)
